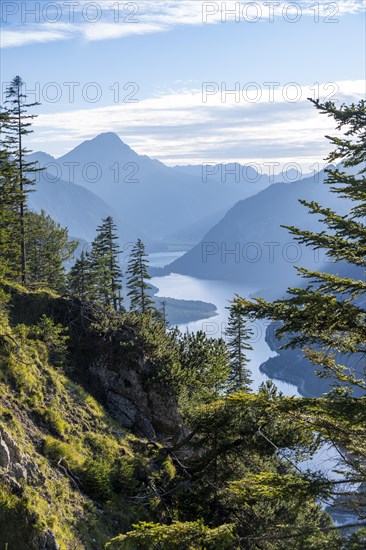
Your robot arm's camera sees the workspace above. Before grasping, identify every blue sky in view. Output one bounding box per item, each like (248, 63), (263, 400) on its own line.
(1, 1), (365, 169)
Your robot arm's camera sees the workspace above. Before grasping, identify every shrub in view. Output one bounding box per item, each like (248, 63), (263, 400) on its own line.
(106, 520), (236, 549)
(31, 315), (69, 366)
(82, 459), (113, 502)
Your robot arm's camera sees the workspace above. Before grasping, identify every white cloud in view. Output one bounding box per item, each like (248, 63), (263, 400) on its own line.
(29, 79), (365, 168)
(1, 0), (365, 48)
(1, 28), (71, 48)
(81, 22), (166, 40)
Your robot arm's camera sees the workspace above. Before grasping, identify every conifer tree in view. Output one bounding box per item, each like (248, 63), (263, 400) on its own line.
(3, 76), (41, 284)
(68, 250), (93, 301)
(237, 98), (366, 394)
(178, 330), (231, 406)
(26, 210), (77, 292)
(90, 216), (122, 310)
(160, 299), (169, 329)
(225, 301), (253, 391)
(126, 238), (154, 314)
(232, 98), (366, 530)
(0, 120), (22, 279)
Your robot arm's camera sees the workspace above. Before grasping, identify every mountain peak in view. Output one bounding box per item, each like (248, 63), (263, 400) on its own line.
(92, 132), (124, 144)
(86, 132), (138, 155)
(62, 132), (137, 159)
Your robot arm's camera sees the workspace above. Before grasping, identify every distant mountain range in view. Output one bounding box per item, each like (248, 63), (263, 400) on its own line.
(27, 163), (140, 244)
(174, 163), (312, 186)
(160, 168), (350, 294)
(28, 132), (309, 249)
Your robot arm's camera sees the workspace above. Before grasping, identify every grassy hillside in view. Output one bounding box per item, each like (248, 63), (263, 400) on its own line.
(0, 282), (180, 549)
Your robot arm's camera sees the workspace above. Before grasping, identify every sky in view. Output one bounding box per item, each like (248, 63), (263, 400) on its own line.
(1, 0), (365, 171)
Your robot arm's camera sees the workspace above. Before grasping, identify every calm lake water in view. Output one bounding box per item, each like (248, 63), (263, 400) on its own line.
(150, 251), (297, 396)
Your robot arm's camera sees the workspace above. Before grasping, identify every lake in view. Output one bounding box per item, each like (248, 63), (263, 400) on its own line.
(150, 251), (297, 396)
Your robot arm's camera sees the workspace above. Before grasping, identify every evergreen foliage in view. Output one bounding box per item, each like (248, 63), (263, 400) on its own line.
(235, 98), (366, 523)
(237, 98), (366, 394)
(178, 330), (232, 408)
(0, 133), (22, 280)
(68, 216), (123, 309)
(126, 238), (155, 314)
(225, 301), (253, 391)
(106, 520), (236, 549)
(89, 216), (123, 310)
(68, 250), (93, 301)
(2, 76), (41, 284)
(26, 210), (77, 292)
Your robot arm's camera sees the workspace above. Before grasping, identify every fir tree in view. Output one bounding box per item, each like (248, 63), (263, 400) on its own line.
(237, 98), (366, 395)
(160, 299), (169, 329)
(126, 238), (154, 314)
(68, 250), (93, 301)
(0, 121), (22, 279)
(26, 210), (77, 292)
(178, 330), (231, 406)
(225, 301), (253, 391)
(3, 76), (41, 284)
(234, 99), (366, 520)
(90, 216), (122, 310)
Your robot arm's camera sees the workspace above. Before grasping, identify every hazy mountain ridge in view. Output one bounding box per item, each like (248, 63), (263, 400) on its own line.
(161, 168), (350, 293)
(27, 168), (139, 244)
(29, 133), (288, 246)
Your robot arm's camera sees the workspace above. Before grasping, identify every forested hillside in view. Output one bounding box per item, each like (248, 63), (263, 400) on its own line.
(0, 76), (365, 548)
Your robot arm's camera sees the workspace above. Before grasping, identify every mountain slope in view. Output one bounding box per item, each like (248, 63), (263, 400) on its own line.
(174, 162), (311, 187)
(27, 154), (142, 245)
(163, 169), (349, 292)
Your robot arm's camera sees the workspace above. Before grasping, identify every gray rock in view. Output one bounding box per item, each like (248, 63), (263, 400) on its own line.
(44, 529), (61, 550)
(13, 462), (27, 481)
(2, 430), (23, 463)
(0, 438), (10, 469)
(26, 459), (46, 486)
(32, 530), (60, 550)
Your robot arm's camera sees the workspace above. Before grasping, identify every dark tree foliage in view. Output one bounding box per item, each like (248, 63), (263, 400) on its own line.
(178, 330), (232, 408)
(225, 301), (253, 391)
(2, 76), (41, 284)
(126, 238), (154, 314)
(237, 99), (366, 395)
(233, 98), (366, 526)
(90, 216), (123, 310)
(0, 125), (22, 279)
(25, 210), (77, 292)
(68, 250), (93, 301)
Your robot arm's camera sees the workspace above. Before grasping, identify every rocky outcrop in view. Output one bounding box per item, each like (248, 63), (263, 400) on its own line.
(1, 429), (28, 483)
(87, 347), (182, 441)
(0, 429), (45, 485)
(31, 530), (60, 550)
(5, 288), (183, 443)
(0, 428), (59, 549)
